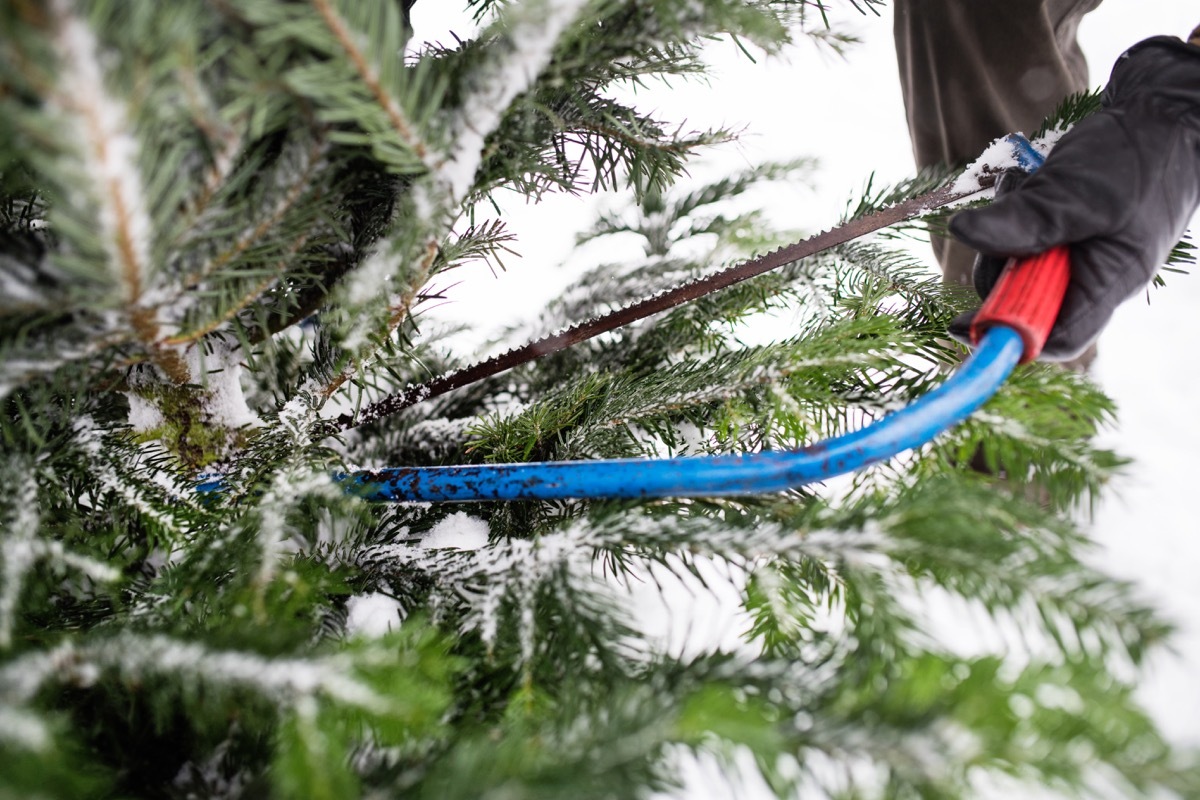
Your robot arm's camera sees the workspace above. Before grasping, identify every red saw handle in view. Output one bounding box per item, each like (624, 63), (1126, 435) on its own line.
(969, 245), (1071, 363)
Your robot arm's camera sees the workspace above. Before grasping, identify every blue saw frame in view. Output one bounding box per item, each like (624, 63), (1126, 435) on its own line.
(341, 327), (1024, 501)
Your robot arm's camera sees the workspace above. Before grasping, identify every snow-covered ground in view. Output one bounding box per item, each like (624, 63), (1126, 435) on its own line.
(412, 0), (1200, 761)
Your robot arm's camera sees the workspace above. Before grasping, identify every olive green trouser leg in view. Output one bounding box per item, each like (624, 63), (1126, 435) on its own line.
(894, 0), (1102, 368)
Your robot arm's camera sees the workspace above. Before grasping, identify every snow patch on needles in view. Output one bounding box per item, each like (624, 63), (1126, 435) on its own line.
(338, 238), (401, 353)
(189, 340), (261, 430)
(343, 240), (397, 309)
(279, 378), (323, 444)
(100, 635), (389, 709)
(440, 0), (591, 202)
(422, 512), (489, 550)
(0, 705), (51, 751)
(49, 0), (154, 302)
(394, 417), (473, 463)
(74, 417), (190, 535)
(345, 592), (402, 638)
(0, 472), (40, 650)
(124, 390), (165, 432)
(255, 467), (341, 586)
(950, 136), (1019, 196)
(360, 521), (597, 666)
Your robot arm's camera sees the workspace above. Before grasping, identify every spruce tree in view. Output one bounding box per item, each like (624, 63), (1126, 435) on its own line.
(1, 1), (1197, 797)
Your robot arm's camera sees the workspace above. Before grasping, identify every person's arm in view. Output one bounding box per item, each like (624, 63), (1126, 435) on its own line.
(949, 29), (1200, 361)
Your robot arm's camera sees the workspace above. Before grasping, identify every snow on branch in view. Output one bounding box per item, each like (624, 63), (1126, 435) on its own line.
(0, 473), (40, 651)
(73, 417), (197, 536)
(0, 635), (395, 715)
(0, 642), (76, 707)
(254, 465), (343, 587)
(439, 0), (592, 203)
(92, 635), (390, 709)
(48, 0), (153, 307)
(361, 515), (621, 666)
(187, 339), (262, 431)
(334, 235), (408, 354)
(310, 1), (590, 404)
(47, 0), (190, 382)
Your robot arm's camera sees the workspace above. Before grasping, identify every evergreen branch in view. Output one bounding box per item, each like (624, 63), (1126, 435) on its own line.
(300, 0), (599, 404)
(175, 135), (327, 292)
(252, 465), (344, 591)
(163, 231), (313, 346)
(577, 159), (815, 254)
(0, 328), (131, 400)
(2, 4), (1192, 796)
(44, 0), (188, 383)
(0, 469), (40, 648)
(438, 0), (593, 202)
(72, 418), (199, 539)
(464, 317), (911, 464)
(175, 127), (244, 241)
(173, 52), (246, 238)
(234, 0), (438, 177)
(436, 217), (519, 275)
(465, 43), (734, 200)
(522, 98), (728, 197)
(356, 517), (637, 671)
(588, 479), (1163, 668)
(385, 238), (441, 333)
(244, 248), (358, 345)
(311, 0), (599, 406)
(309, 2), (743, 411)
(832, 242), (972, 336)
(308, 0), (433, 168)
(0, 634), (391, 711)
(316, 230), (441, 400)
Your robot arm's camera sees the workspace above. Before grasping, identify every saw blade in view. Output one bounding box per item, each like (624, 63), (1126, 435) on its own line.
(334, 180), (984, 433)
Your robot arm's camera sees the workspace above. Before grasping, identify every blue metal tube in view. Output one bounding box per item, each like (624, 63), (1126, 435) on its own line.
(340, 326), (1025, 502)
(1009, 134), (1045, 172)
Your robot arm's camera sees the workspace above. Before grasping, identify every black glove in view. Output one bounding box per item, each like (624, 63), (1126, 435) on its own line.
(947, 36), (1200, 361)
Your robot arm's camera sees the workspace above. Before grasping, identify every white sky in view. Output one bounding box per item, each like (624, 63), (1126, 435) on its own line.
(409, 0), (1200, 763)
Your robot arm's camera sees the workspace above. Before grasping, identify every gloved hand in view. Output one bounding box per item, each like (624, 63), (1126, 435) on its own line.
(947, 36), (1200, 361)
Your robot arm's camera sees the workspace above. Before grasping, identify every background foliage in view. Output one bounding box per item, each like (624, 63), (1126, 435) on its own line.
(1, 0), (1196, 797)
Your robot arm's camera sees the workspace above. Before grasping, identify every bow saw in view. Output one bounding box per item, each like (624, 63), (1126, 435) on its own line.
(217, 134), (1068, 502)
